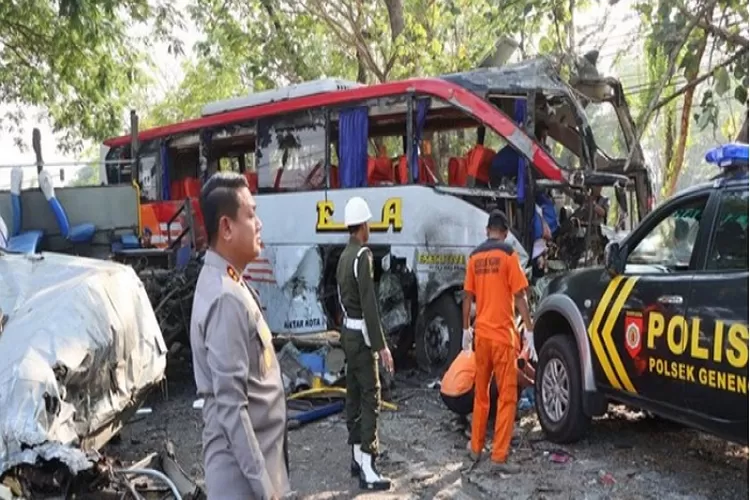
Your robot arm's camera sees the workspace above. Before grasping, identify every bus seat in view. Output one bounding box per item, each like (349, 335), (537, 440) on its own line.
(7, 231), (44, 253)
(367, 156), (395, 185)
(183, 178), (201, 198)
(466, 145), (495, 187)
(396, 156), (437, 185)
(9, 166), (43, 252)
(448, 157), (468, 186)
(39, 170), (96, 244)
(244, 171), (259, 193)
(396, 156), (408, 184)
(419, 156), (437, 185)
(330, 165), (340, 188)
(170, 180), (185, 200)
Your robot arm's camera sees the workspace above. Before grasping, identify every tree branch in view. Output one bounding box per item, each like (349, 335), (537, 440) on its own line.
(624, 0), (716, 172)
(675, 2), (749, 48)
(652, 48), (748, 112)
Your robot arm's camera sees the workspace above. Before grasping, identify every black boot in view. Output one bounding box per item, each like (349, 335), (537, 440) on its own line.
(359, 452), (392, 491)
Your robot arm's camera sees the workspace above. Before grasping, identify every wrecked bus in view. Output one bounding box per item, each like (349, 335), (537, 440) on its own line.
(94, 58), (651, 373)
(0, 57), (653, 374)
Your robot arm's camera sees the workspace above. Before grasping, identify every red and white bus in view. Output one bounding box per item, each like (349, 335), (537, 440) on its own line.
(91, 58), (652, 372)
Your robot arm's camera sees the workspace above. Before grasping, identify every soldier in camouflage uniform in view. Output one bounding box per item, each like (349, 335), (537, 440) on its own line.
(336, 196), (394, 491)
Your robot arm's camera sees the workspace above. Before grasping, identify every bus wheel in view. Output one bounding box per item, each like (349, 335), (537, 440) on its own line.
(416, 293), (462, 375)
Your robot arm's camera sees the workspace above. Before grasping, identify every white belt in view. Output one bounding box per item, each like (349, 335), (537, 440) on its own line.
(344, 317), (364, 330)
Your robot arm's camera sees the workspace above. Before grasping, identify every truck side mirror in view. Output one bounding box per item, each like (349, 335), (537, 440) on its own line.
(605, 241), (626, 276)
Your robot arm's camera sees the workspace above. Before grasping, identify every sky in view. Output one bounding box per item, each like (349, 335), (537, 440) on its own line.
(0, 1), (638, 190)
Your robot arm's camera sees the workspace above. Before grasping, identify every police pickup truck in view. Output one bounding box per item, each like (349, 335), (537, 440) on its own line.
(532, 143), (749, 445)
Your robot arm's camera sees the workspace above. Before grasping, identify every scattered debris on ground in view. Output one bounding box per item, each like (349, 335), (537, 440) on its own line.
(107, 352), (749, 500)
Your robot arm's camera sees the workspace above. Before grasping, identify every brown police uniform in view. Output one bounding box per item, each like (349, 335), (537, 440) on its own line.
(190, 250), (290, 500)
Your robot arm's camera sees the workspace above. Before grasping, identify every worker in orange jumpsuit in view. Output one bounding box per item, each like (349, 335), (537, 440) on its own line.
(463, 209), (534, 473)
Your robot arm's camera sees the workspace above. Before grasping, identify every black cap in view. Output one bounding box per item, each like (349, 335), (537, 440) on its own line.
(487, 209), (509, 231)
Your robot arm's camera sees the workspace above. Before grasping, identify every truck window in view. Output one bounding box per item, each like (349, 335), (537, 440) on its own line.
(627, 195), (708, 270)
(706, 190), (749, 271)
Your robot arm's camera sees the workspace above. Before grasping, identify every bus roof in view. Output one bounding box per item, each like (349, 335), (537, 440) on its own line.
(104, 77), (564, 181)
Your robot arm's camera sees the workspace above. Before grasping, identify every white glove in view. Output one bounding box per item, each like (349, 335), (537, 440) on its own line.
(462, 327), (474, 351)
(523, 329), (537, 362)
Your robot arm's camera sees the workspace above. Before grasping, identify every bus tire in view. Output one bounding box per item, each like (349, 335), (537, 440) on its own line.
(535, 334), (590, 444)
(416, 293), (462, 375)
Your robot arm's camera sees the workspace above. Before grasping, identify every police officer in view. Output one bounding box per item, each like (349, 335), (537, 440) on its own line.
(336, 196), (394, 491)
(190, 172), (291, 500)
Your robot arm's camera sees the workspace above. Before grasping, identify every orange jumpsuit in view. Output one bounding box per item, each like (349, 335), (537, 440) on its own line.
(464, 238), (528, 463)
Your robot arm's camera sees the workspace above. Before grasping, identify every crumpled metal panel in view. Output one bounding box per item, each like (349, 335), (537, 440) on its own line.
(0, 252), (167, 476)
(440, 57), (568, 95)
(253, 245), (328, 335)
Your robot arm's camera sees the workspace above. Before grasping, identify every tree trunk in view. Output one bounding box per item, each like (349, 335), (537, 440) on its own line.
(383, 0), (405, 42)
(666, 35), (708, 197)
(661, 107), (676, 199)
(736, 111), (749, 143)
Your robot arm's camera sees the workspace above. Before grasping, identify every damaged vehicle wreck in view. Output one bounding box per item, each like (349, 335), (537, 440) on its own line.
(92, 54), (653, 375)
(0, 250), (184, 498)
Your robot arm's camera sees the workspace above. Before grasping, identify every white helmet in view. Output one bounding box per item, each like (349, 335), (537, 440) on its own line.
(344, 196), (373, 227)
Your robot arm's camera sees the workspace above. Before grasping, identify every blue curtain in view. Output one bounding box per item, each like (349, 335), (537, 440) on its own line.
(160, 141), (171, 200)
(514, 99), (527, 203)
(411, 99), (431, 182)
(338, 106), (369, 188)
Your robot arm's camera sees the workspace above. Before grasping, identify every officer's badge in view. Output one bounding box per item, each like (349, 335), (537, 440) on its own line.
(227, 265), (240, 282)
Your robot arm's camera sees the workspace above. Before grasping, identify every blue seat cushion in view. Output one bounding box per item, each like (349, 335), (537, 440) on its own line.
(120, 233), (140, 249)
(8, 230), (44, 253)
(68, 223), (96, 243)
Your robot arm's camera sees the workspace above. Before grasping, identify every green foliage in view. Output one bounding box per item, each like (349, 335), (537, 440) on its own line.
(0, 0), (183, 152)
(633, 0), (749, 132)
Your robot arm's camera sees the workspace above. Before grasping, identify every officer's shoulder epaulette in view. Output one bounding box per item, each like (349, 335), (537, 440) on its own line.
(226, 265), (241, 282)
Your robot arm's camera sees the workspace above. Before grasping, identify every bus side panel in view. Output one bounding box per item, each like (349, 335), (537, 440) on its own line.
(0, 185), (139, 250)
(243, 244), (328, 336)
(253, 185), (497, 314)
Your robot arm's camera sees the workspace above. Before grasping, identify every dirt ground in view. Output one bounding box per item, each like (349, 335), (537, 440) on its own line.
(106, 351), (749, 500)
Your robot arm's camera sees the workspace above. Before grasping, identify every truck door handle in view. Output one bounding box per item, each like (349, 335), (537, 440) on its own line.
(657, 295), (683, 305)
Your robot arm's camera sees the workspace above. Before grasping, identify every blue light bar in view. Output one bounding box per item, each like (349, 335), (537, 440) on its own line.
(705, 143), (749, 168)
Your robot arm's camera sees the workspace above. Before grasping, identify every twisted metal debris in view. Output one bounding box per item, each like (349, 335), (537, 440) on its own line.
(137, 255), (204, 348)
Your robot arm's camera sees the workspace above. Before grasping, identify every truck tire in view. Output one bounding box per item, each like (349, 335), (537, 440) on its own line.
(535, 334), (590, 443)
(416, 293), (462, 375)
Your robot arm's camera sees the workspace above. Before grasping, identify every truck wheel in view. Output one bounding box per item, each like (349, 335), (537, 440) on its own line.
(416, 293), (462, 375)
(535, 334), (590, 443)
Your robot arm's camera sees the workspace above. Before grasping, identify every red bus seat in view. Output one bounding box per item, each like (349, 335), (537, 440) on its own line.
(396, 156), (408, 184)
(419, 157), (437, 185)
(367, 156), (395, 185)
(466, 145), (494, 187)
(183, 178), (201, 198)
(170, 181), (185, 200)
(330, 165), (340, 188)
(244, 171), (259, 193)
(448, 157), (468, 186)
(396, 156), (438, 185)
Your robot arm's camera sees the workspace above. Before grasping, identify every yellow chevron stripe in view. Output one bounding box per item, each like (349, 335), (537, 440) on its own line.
(602, 277), (639, 394)
(588, 276), (624, 390)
